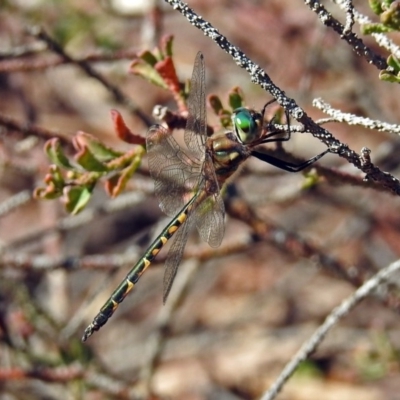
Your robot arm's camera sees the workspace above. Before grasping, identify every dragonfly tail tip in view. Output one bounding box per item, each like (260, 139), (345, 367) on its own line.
(82, 325), (95, 342)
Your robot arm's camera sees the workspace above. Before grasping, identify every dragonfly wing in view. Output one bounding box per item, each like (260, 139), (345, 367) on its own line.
(195, 154), (225, 248)
(147, 125), (202, 217)
(162, 209), (196, 303)
(184, 52), (206, 162)
(195, 192), (225, 248)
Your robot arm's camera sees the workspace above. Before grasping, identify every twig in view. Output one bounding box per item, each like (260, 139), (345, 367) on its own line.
(0, 113), (72, 147)
(260, 258), (400, 400)
(224, 184), (362, 285)
(0, 41), (46, 60)
(224, 183), (400, 315)
(0, 190), (31, 218)
(304, 0), (387, 70)
(314, 98), (400, 134)
(5, 190), (148, 250)
(332, 0), (400, 58)
(0, 48), (141, 73)
(0, 364), (84, 382)
(342, 0), (355, 34)
(86, 370), (142, 399)
(139, 259), (200, 395)
(27, 26), (153, 128)
(0, 235), (248, 276)
(162, 0), (400, 195)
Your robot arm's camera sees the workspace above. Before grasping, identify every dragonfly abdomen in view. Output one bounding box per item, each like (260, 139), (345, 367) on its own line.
(82, 196), (196, 341)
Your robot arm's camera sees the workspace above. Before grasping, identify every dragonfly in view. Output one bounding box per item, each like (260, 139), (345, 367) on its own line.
(82, 52), (330, 341)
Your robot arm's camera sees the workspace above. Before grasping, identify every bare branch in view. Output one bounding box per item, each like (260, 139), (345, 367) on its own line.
(314, 98), (400, 134)
(260, 259), (400, 400)
(27, 26), (153, 127)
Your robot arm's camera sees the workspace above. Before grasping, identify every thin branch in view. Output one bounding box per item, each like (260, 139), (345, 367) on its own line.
(304, 0), (387, 70)
(139, 259), (200, 396)
(0, 365), (84, 382)
(0, 48), (141, 73)
(162, 0), (400, 195)
(0, 235), (247, 274)
(332, 0), (400, 58)
(27, 26), (153, 128)
(0, 41), (47, 60)
(5, 190), (148, 250)
(260, 258), (400, 400)
(224, 184), (400, 315)
(85, 370), (142, 399)
(224, 184), (363, 286)
(314, 164), (392, 193)
(342, 0), (355, 34)
(0, 113), (72, 147)
(0, 190), (31, 218)
(0, 365), (140, 399)
(313, 98), (400, 134)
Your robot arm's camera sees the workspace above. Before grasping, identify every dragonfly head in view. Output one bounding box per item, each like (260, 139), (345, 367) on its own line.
(231, 107), (263, 145)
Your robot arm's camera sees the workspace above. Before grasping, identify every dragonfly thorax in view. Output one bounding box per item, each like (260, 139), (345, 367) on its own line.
(208, 131), (251, 183)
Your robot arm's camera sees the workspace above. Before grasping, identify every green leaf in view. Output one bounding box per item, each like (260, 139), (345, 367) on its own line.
(34, 186), (62, 200)
(220, 111), (232, 129)
(228, 87), (244, 110)
(361, 22), (393, 34)
(369, 0), (384, 15)
(387, 54), (400, 71)
(379, 70), (400, 82)
(140, 50), (159, 66)
(63, 186), (92, 214)
(75, 146), (109, 172)
(44, 139), (73, 169)
(162, 35), (174, 57)
(49, 165), (65, 189)
(130, 62), (168, 89)
(302, 171), (321, 189)
(105, 154), (142, 197)
(74, 132), (121, 162)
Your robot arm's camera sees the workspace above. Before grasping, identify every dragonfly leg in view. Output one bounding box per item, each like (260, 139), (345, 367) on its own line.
(261, 99), (277, 118)
(256, 99), (331, 172)
(260, 99), (294, 144)
(252, 148), (331, 173)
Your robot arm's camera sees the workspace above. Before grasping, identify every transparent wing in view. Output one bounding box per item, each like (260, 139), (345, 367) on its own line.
(184, 51), (207, 163)
(194, 153), (225, 247)
(194, 192), (225, 248)
(163, 209), (196, 303)
(147, 125), (202, 217)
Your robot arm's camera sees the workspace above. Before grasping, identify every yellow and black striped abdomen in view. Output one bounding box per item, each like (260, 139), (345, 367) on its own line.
(82, 195), (196, 341)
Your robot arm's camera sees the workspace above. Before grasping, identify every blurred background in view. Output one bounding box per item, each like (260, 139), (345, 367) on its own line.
(1, 1), (400, 399)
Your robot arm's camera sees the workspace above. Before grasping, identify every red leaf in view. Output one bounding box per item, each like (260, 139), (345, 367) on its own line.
(110, 110), (145, 145)
(104, 174), (120, 197)
(155, 57), (180, 93)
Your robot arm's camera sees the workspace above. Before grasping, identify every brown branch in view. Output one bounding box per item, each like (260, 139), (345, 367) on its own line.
(0, 366), (84, 383)
(0, 113), (72, 147)
(27, 26), (153, 127)
(0, 49), (141, 73)
(224, 184), (400, 312)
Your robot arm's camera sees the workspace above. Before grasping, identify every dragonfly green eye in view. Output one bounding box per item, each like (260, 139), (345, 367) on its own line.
(232, 107), (261, 144)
